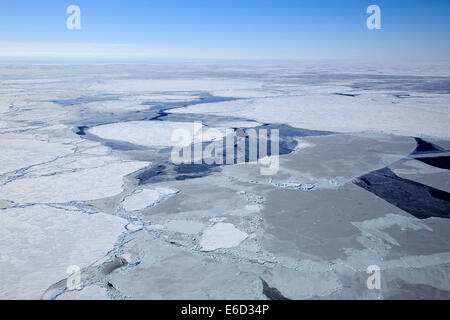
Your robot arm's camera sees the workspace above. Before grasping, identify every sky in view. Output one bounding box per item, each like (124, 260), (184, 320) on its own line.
(0, 0), (449, 61)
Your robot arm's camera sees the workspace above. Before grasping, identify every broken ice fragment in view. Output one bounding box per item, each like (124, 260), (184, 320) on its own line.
(200, 223), (248, 252)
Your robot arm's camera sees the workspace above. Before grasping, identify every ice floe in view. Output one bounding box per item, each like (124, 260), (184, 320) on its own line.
(121, 187), (178, 211)
(352, 214), (433, 247)
(0, 205), (126, 299)
(56, 285), (109, 300)
(200, 223), (248, 251)
(0, 160), (148, 204)
(125, 222), (144, 232)
(89, 121), (206, 148)
(0, 133), (75, 175)
(169, 93), (450, 139)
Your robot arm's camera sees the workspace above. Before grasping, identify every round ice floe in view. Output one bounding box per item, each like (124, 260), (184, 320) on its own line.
(125, 222), (144, 232)
(89, 121), (209, 148)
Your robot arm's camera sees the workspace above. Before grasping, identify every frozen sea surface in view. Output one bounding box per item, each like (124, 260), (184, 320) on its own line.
(1, 61), (450, 300)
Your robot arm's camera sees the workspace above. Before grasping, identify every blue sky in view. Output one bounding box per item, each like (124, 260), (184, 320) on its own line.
(0, 0), (449, 60)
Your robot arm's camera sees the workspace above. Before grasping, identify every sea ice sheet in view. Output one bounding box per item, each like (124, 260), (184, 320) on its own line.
(200, 223), (249, 252)
(0, 205), (126, 299)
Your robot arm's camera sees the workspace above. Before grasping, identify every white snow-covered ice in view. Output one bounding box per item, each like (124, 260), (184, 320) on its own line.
(0, 160), (148, 204)
(121, 187), (178, 211)
(0, 205), (126, 299)
(89, 121), (206, 148)
(169, 93), (450, 139)
(200, 223), (249, 252)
